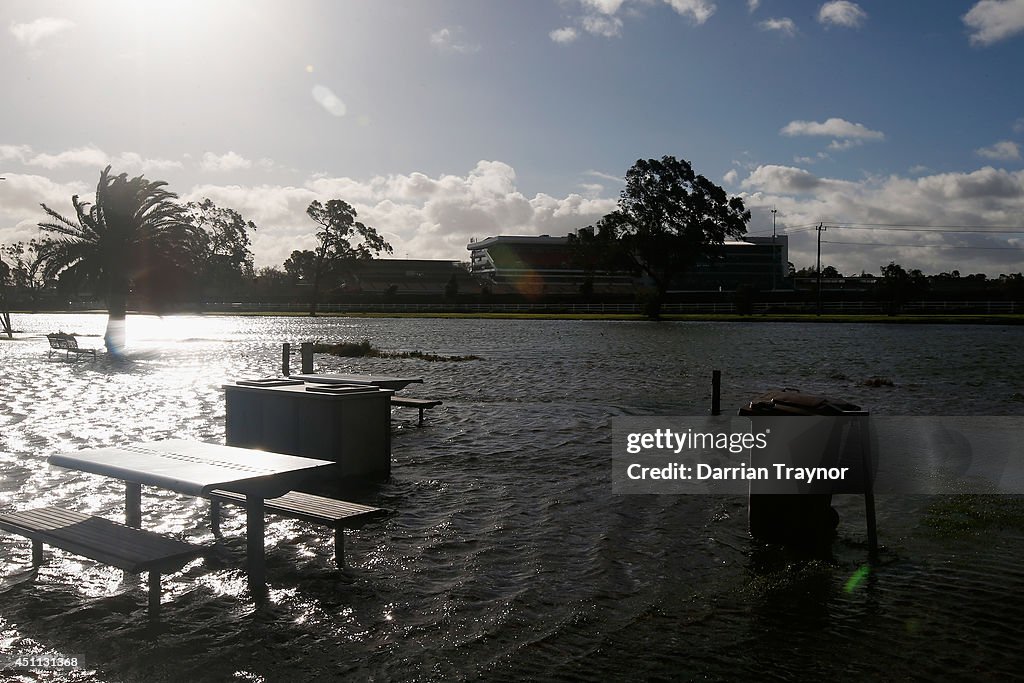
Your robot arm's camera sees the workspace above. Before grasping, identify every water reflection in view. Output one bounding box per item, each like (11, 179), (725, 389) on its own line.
(1, 314), (1023, 680)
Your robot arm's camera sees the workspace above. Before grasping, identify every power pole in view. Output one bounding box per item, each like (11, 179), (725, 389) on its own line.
(816, 223), (826, 316)
(770, 207), (778, 292)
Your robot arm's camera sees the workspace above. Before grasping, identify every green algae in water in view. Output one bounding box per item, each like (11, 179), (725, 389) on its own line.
(923, 494), (1024, 535)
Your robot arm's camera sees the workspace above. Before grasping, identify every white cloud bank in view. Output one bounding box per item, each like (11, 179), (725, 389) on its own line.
(182, 161), (618, 268)
(200, 151), (253, 172)
(817, 1), (867, 29)
(0, 144), (182, 171)
(963, 0), (1024, 46)
(9, 17), (74, 47)
(976, 140), (1022, 161)
(759, 18), (797, 37)
(781, 117), (884, 151)
(739, 164), (1024, 275)
(555, 0), (716, 42)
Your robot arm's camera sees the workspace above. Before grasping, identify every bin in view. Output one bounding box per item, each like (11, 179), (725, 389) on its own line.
(224, 380), (392, 479)
(738, 391), (868, 544)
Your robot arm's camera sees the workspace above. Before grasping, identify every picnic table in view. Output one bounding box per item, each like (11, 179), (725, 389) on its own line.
(290, 373), (423, 391)
(48, 440), (336, 595)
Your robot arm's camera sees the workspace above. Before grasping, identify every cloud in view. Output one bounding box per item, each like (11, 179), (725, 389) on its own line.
(182, 161), (617, 268)
(585, 170), (625, 183)
(9, 17), (74, 47)
(0, 173), (91, 247)
(781, 117), (885, 144)
(748, 0), (761, 11)
(817, 1), (867, 28)
(737, 165), (1024, 275)
(550, 27), (579, 43)
(794, 152), (830, 164)
(0, 145), (32, 163)
(582, 0), (627, 13)
(963, 0), (1024, 46)
(2, 144), (182, 171)
(723, 169), (739, 185)
(556, 0), (715, 42)
(429, 26), (481, 54)
(976, 140), (1022, 161)
(742, 165), (833, 193)
(664, 0), (716, 24)
(759, 18), (797, 36)
(311, 85), (347, 117)
(200, 151), (252, 172)
(26, 146), (109, 169)
(1014, 117), (1024, 134)
(582, 14), (623, 37)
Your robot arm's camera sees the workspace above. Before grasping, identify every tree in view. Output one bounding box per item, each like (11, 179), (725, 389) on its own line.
(37, 166), (202, 354)
(877, 261), (927, 314)
(184, 199), (257, 298)
(283, 249), (318, 284)
(3, 239), (52, 312)
(577, 156), (749, 318)
(304, 200), (392, 316)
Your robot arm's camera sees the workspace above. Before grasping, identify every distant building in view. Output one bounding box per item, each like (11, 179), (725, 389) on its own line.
(466, 234), (789, 292)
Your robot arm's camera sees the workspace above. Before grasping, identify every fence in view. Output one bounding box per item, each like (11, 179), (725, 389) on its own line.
(201, 301), (1020, 315)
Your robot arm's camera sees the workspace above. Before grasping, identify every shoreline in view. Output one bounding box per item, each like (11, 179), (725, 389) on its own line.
(4, 310), (1024, 325)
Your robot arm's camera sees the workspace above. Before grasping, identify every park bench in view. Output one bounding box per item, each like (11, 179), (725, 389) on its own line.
(207, 489), (389, 567)
(0, 506), (206, 619)
(391, 397), (443, 425)
(46, 333), (97, 360)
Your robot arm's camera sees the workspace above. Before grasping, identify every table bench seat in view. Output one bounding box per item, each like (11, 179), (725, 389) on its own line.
(0, 506), (206, 618)
(207, 490), (389, 566)
(391, 397), (442, 424)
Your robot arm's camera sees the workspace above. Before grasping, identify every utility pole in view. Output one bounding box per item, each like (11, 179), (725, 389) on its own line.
(770, 207), (778, 292)
(816, 223), (826, 316)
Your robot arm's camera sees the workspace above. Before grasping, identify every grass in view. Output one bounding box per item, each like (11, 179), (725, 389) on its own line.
(313, 340), (481, 362)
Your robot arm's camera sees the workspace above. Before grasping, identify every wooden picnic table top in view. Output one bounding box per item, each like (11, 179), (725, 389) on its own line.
(290, 373), (423, 391)
(48, 439), (336, 499)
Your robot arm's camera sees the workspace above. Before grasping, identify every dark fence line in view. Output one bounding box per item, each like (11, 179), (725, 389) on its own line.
(196, 300), (1021, 314)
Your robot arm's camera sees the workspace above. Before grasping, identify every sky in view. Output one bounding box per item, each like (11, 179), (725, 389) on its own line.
(1, 0), (1024, 277)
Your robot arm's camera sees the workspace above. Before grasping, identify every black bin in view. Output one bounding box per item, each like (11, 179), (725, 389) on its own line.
(738, 391), (868, 544)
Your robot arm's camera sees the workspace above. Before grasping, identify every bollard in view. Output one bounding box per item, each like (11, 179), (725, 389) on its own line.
(300, 342), (314, 374)
(282, 343), (290, 376)
(711, 370), (721, 416)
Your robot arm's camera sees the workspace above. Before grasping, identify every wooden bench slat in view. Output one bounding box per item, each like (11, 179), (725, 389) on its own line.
(208, 489), (388, 528)
(391, 397), (442, 408)
(390, 397), (442, 424)
(0, 507), (204, 573)
(207, 490), (389, 567)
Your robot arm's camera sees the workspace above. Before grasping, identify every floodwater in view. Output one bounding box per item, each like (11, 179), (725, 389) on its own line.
(1, 314), (1023, 681)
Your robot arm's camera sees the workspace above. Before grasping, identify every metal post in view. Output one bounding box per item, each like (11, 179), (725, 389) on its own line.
(246, 496), (266, 600)
(300, 342), (313, 374)
(282, 343), (290, 376)
(126, 482), (142, 528)
(859, 418), (879, 559)
(334, 528), (346, 568)
(148, 572), (161, 619)
(711, 370), (721, 416)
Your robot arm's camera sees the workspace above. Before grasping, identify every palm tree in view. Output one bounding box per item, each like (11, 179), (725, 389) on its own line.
(38, 166), (201, 355)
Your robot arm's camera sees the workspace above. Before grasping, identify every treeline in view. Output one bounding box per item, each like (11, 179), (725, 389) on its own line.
(0, 166), (391, 349)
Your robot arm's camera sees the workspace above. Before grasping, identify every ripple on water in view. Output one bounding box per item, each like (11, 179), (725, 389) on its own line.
(1, 315), (1024, 680)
